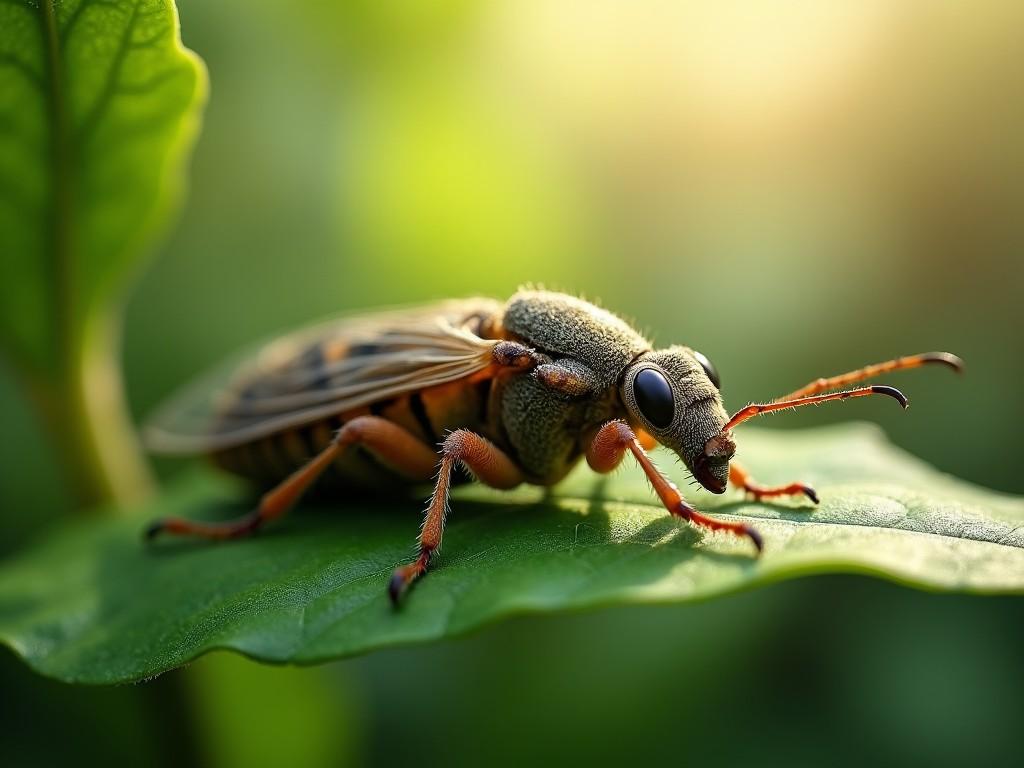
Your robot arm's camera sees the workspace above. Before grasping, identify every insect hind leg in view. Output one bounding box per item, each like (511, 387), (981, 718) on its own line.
(146, 416), (438, 542)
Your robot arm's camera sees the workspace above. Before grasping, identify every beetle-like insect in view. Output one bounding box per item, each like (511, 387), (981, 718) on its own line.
(145, 290), (962, 602)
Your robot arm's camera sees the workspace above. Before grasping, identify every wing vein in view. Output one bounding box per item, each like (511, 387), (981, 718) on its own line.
(144, 299), (502, 454)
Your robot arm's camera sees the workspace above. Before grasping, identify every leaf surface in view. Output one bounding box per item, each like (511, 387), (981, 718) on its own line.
(0, 0), (204, 371)
(1, 423), (1022, 684)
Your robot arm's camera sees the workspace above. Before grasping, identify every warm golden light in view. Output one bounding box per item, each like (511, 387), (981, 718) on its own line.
(481, 0), (893, 142)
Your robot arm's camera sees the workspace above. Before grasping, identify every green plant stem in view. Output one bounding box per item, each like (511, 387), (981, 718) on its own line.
(29, 308), (153, 512)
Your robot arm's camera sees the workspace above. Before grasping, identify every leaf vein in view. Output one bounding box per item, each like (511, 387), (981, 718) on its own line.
(74, 0), (142, 143)
(0, 51), (44, 88)
(58, 0), (120, 44)
(547, 490), (1024, 550)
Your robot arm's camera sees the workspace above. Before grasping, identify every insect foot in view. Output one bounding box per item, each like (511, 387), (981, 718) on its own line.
(727, 463), (819, 506)
(389, 550), (433, 606)
(674, 504), (764, 555)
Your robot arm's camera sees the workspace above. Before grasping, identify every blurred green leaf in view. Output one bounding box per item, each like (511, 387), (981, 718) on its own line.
(0, 0), (205, 505)
(188, 652), (363, 768)
(0, 0), (203, 370)
(1, 423), (1022, 684)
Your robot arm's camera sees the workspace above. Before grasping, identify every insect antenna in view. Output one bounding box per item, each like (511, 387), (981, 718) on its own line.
(771, 352), (963, 402)
(724, 386), (908, 431)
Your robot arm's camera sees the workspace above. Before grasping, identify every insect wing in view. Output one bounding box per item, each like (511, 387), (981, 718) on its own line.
(144, 300), (501, 454)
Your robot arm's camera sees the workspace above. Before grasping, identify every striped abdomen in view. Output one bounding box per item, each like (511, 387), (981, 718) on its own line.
(212, 365), (498, 493)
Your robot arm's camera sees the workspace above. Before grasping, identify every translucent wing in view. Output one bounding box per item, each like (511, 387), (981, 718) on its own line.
(144, 299), (502, 454)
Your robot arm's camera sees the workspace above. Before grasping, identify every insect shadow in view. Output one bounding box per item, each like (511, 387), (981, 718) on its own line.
(575, 475), (756, 566)
(432, 475), (758, 584)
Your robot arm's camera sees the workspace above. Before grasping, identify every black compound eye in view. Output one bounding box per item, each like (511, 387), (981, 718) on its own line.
(634, 368), (675, 428)
(693, 350), (720, 389)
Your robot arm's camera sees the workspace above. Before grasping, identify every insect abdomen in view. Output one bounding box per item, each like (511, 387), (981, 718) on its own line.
(205, 299), (505, 491)
(212, 378), (495, 492)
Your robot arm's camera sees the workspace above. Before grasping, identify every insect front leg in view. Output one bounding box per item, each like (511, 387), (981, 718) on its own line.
(146, 417), (438, 541)
(491, 340), (549, 370)
(586, 420), (763, 553)
(534, 359), (600, 398)
(389, 429), (524, 604)
(728, 462), (818, 504)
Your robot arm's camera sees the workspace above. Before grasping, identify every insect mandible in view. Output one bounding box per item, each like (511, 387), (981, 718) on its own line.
(144, 290), (963, 603)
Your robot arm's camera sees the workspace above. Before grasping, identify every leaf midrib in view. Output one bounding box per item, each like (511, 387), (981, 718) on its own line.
(38, 0), (73, 370)
(36, 0), (144, 360)
(464, 486), (1024, 552)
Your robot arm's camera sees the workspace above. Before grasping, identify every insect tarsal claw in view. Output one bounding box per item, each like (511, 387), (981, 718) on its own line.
(143, 520), (165, 541)
(387, 572), (407, 607)
(744, 526), (764, 554)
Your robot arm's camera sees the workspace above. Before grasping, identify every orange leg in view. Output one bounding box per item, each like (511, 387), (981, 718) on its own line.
(389, 429), (524, 603)
(146, 416), (438, 541)
(776, 352), (963, 401)
(586, 420), (762, 553)
(729, 462), (818, 504)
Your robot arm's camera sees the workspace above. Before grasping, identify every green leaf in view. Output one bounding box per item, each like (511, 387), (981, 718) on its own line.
(1, 423), (1022, 684)
(0, 0), (203, 369)
(0, 0), (205, 505)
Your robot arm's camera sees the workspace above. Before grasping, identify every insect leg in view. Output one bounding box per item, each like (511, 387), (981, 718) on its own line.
(586, 420), (762, 553)
(535, 359), (600, 398)
(775, 352), (963, 401)
(728, 461), (818, 504)
(146, 417), (438, 541)
(389, 429), (523, 604)
(491, 341), (549, 369)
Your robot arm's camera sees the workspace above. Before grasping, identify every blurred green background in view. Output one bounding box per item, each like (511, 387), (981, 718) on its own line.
(3, 0), (1023, 765)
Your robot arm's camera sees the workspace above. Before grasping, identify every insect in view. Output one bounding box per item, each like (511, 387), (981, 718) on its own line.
(144, 290), (962, 603)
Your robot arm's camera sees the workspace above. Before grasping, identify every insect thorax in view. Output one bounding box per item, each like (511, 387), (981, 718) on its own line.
(494, 291), (651, 483)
